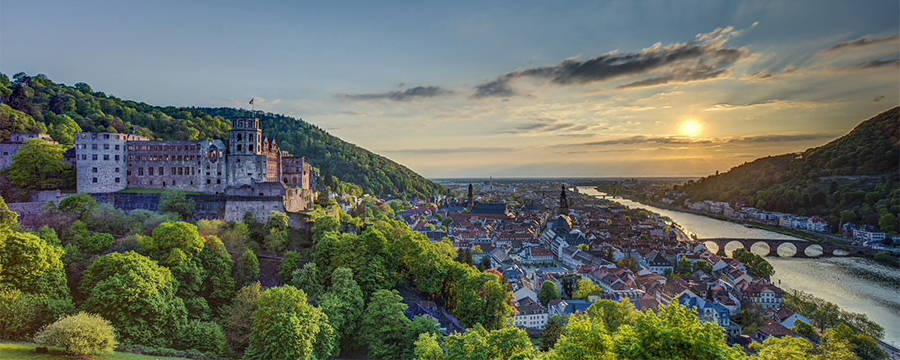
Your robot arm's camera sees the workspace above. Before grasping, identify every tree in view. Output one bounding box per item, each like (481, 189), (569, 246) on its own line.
(414, 333), (444, 360)
(34, 312), (117, 356)
(147, 221), (204, 265)
(290, 262), (324, 302)
(173, 320), (227, 356)
(219, 282), (261, 356)
(561, 274), (578, 299)
(79, 251), (188, 347)
(360, 289), (411, 360)
(440, 324), (536, 360)
(405, 317), (443, 360)
(573, 280), (603, 300)
(550, 314), (615, 360)
(793, 321), (820, 342)
(318, 267), (364, 351)
(878, 212), (897, 234)
(0, 196), (20, 227)
(617, 258), (638, 272)
(0, 231), (70, 300)
(540, 316), (567, 351)
(7, 140), (71, 190)
(243, 286), (336, 360)
(159, 190), (196, 220)
(693, 260), (713, 275)
(79, 232), (114, 254)
(58, 194), (98, 220)
(611, 304), (745, 360)
(278, 251), (303, 281)
(539, 281), (561, 307)
(236, 249), (260, 287)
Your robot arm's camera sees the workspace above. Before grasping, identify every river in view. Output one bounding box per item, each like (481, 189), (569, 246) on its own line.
(577, 187), (900, 345)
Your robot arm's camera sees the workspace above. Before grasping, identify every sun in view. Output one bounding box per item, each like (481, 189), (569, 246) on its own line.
(679, 119), (703, 137)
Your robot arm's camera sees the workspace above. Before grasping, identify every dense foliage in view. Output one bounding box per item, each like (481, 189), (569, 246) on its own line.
(674, 107), (900, 232)
(0, 72), (444, 199)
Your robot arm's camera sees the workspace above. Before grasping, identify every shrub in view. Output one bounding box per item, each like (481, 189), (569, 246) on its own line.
(173, 320), (227, 356)
(34, 312), (117, 356)
(80, 233), (114, 254)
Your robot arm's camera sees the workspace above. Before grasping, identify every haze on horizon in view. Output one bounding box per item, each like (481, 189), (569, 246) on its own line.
(1, 1), (898, 178)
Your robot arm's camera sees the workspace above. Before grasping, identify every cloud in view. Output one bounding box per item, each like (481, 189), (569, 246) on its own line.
(555, 133), (835, 147)
(381, 146), (517, 154)
(723, 133), (836, 143)
(857, 58), (900, 69)
(338, 86), (451, 101)
(557, 136), (713, 147)
(501, 118), (589, 134)
(473, 26), (746, 97)
(823, 35), (900, 52)
(704, 99), (828, 111)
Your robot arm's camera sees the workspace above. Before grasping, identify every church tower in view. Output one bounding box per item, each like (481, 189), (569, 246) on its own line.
(467, 183), (474, 210)
(227, 117), (266, 187)
(559, 184), (569, 215)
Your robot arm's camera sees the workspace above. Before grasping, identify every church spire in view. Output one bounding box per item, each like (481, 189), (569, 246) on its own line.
(559, 184), (569, 215)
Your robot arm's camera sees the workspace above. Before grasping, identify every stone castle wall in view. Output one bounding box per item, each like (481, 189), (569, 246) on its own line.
(76, 133), (139, 193)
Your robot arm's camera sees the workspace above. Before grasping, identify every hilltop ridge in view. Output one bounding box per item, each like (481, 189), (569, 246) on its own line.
(674, 107), (899, 229)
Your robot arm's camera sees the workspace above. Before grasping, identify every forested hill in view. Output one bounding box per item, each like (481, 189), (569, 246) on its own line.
(674, 107), (899, 230)
(0, 72), (444, 199)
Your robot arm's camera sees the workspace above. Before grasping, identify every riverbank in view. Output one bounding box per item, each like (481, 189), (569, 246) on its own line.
(593, 189), (856, 245)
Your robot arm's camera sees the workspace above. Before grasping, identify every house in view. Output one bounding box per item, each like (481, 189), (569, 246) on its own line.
(679, 295), (733, 331)
(547, 299), (594, 318)
(770, 308), (812, 329)
(744, 282), (785, 310)
(514, 297), (549, 330)
(643, 250), (674, 275)
(807, 216), (830, 233)
(756, 323), (799, 342)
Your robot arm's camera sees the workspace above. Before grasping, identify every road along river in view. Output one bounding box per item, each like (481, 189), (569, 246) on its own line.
(577, 187), (900, 345)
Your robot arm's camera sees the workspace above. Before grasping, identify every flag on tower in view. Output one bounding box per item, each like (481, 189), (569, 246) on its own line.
(249, 98), (255, 105)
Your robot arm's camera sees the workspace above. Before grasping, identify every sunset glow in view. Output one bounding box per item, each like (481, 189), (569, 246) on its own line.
(680, 120), (703, 137)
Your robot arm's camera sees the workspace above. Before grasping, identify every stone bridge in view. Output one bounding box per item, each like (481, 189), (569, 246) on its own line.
(701, 238), (881, 258)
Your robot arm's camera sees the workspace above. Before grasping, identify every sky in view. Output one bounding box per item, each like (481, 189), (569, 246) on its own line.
(1, 1), (898, 178)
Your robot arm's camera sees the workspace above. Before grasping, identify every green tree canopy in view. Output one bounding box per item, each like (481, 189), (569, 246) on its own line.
(243, 286), (336, 360)
(79, 251), (187, 347)
(539, 280), (561, 307)
(158, 190), (196, 221)
(573, 280), (603, 300)
(34, 312), (118, 356)
(7, 139), (71, 190)
(360, 289), (412, 360)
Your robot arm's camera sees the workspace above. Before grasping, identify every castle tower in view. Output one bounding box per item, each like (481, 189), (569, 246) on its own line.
(559, 184), (569, 215)
(227, 117), (266, 187)
(467, 183), (474, 210)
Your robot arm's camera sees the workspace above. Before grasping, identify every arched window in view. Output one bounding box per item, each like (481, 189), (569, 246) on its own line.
(249, 145), (254, 152)
(237, 144), (242, 152)
(237, 134), (243, 141)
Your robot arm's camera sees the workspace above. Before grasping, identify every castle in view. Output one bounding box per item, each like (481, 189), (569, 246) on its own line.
(66, 117), (314, 222)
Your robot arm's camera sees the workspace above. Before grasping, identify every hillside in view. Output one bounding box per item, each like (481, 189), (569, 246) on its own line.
(674, 107), (900, 231)
(0, 72), (443, 199)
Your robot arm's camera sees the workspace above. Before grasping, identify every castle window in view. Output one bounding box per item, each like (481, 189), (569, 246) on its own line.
(237, 145), (242, 151)
(92, 167), (98, 173)
(115, 155), (120, 161)
(172, 180), (176, 185)
(139, 167), (144, 175)
(149, 180), (153, 185)
(159, 167), (164, 175)
(172, 167), (176, 175)
(127, 170), (132, 176)
(206, 172), (210, 176)
(104, 154), (110, 160)
(92, 154), (98, 160)
(115, 178), (120, 183)
(207, 179), (211, 184)
(115, 144), (119, 150)
(217, 179), (221, 184)
(249, 145), (254, 152)
(250, 134), (254, 141)
(237, 134), (243, 141)
(115, 168), (120, 173)
(104, 144), (109, 150)
(92, 177), (98, 183)
(92, 144), (98, 150)
(104, 134), (109, 139)
(81, 154), (86, 160)
(163, 182), (166, 187)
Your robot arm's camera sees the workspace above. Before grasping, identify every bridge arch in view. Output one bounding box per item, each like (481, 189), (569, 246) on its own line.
(804, 244), (824, 257)
(724, 241), (745, 257)
(776, 242), (797, 257)
(704, 241), (720, 255)
(749, 242), (771, 256)
(833, 249), (850, 256)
